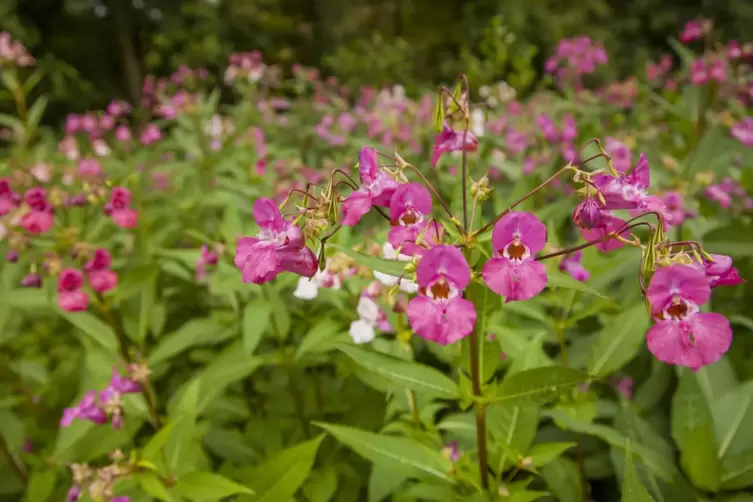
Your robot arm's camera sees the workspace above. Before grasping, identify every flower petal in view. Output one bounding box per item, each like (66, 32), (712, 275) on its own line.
(416, 245), (470, 290)
(647, 264), (710, 311)
(358, 146), (379, 184)
(341, 190), (372, 226)
(279, 247), (318, 278)
(491, 212), (547, 255)
(483, 257), (548, 301)
(236, 243), (280, 284)
(252, 197), (285, 232)
(389, 182), (432, 222)
(689, 312), (733, 369)
(406, 296), (476, 345)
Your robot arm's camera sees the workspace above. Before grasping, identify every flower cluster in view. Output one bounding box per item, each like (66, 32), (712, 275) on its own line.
(66, 455), (132, 502)
(61, 367), (141, 429)
(104, 187), (138, 228)
(544, 36), (608, 87)
(0, 32), (34, 67)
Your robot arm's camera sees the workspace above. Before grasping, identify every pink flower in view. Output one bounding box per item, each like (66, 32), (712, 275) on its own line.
(646, 264), (733, 371)
(60, 391), (106, 427)
(431, 122), (479, 167)
(593, 153), (650, 210)
(78, 158), (101, 176)
(680, 20), (703, 43)
(140, 124), (161, 145)
(20, 205), (54, 233)
(85, 248), (118, 293)
(693, 254), (744, 289)
(559, 250), (590, 282)
(388, 183), (432, 254)
(615, 377), (633, 400)
(115, 125), (132, 142)
(482, 212), (548, 302)
(661, 192), (694, 226)
(341, 147), (400, 226)
(535, 114), (559, 142)
(196, 244), (219, 281)
(235, 198), (318, 284)
(690, 59), (708, 85)
(604, 137), (632, 173)
(580, 213), (630, 252)
(709, 60), (727, 82)
(0, 178), (21, 216)
(705, 184), (732, 208)
(407, 245), (476, 344)
(58, 268), (89, 312)
(106, 187), (138, 228)
(560, 114), (577, 142)
(730, 118), (753, 147)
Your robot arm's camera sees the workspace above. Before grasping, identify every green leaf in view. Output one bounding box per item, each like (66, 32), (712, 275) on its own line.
(296, 319), (345, 360)
(242, 298), (271, 355)
(713, 381), (753, 458)
(721, 448), (753, 490)
(134, 472), (174, 502)
(314, 422), (454, 483)
(546, 270), (610, 299)
(245, 435), (324, 501)
(487, 405), (539, 471)
(338, 344), (459, 398)
(112, 264), (160, 303)
(329, 244), (407, 277)
(489, 367), (590, 406)
(540, 457), (583, 502)
(25, 469), (57, 502)
(528, 442), (577, 467)
(148, 318), (220, 366)
(671, 369), (721, 491)
(303, 467), (338, 502)
(142, 422), (176, 473)
(621, 442), (656, 502)
(165, 379), (199, 476)
(587, 303), (650, 377)
(60, 312), (118, 353)
(176, 472), (254, 499)
(369, 464), (409, 502)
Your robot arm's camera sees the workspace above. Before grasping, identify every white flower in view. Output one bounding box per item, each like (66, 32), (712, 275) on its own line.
(471, 108), (485, 137)
(375, 242), (418, 293)
(349, 319), (375, 344)
(93, 139), (111, 157)
(356, 296), (380, 325)
(293, 276), (319, 300)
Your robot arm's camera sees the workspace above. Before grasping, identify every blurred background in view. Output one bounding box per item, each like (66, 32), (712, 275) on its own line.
(3, 0), (753, 120)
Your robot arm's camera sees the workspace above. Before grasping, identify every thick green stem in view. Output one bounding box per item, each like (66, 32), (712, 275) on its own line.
(469, 329), (489, 490)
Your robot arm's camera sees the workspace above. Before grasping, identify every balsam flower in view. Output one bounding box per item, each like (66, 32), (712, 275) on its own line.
(559, 250), (590, 282)
(20, 187), (54, 234)
(349, 294), (381, 344)
(407, 245), (476, 344)
(431, 122), (479, 167)
(604, 137), (632, 173)
(85, 248), (118, 293)
(580, 213), (630, 252)
(58, 269), (89, 312)
(482, 212), (548, 302)
(646, 264), (733, 371)
(195, 244), (218, 281)
(235, 198), (318, 284)
(61, 391), (106, 427)
(388, 183), (432, 253)
(0, 178), (20, 216)
(693, 253), (744, 288)
(373, 242), (419, 294)
(593, 153), (650, 210)
(105, 187), (138, 228)
(341, 147), (400, 226)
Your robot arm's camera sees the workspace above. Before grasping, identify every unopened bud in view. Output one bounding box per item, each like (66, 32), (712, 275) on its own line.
(573, 198), (603, 229)
(470, 176), (493, 200)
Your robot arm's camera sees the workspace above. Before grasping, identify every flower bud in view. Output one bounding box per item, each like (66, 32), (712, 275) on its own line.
(21, 273), (42, 288)
(573, 198), (603, 229)
(470, 175), (493, 200)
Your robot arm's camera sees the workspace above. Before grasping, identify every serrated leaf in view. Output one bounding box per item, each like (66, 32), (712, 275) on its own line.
(338, 344), (459, 398)
(314, 422), (454, 483)
(242, 298), (271, 355)
(489, 367), (589, 406)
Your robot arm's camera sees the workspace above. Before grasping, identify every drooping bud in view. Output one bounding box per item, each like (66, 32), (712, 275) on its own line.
(573, 197), (603, 229)
(470, 175), (493, 201)
(21, 273), (42, 288)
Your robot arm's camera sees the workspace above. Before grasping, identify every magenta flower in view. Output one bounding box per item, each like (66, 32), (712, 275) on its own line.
(235, 198), (318, 284)
(593, 153), (650, 210)
(431, 122), (479, 167)
(561, 114), (577, 142)
(646, 264), (733, 371)
(604, 137), (632, 173)
(100, 368), (141, 402)
(662, 192), (694, 226)
(482, 212), (548, 302)
(535, 114), (559, 142)
(66, 486), (81, 502)
(693, 254), (744, 289)
(388, 183), (432, 253)
(559, 250), (590, 282)
(690, 60), (708, 85)
(680, 20), (703, 43)
(78, 158), (101, 176)
(730, 118), (753, 147)
(580, 213), (630, 252)
(60, 390), (106, 427)
(0, 178), (21, 216)
(105, 187), (138, 228)
(573, 197), (604, 229)
(21, 273), (42, 288)
(85, 248), (118, 293)
(115, 125), (132, 142)
(705, 184), (732, 208)
(140, 124), (162, 145)
(406, 245), (476, 345)
(58, 269), (89, 312)
(196, 244), (219, 281)
(615, 377), (633, 400)
(341, 147), (399, 226)
(20, 205), (54, 234)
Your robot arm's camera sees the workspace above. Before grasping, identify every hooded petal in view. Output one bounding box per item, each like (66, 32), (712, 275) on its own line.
(341, 190), (372, 226)
(388, 225), (420, 252)
(431, 123), (479, 167)
(235, 240), (280, 284)
(253, 197), (285, 232)
(370, 173), (400, 207)
(626, 153), (650, 190)
(358, 146), (379, 184)
(483, 257), (548, 301)
(491, 212), (547, 255)
(406, 296), (476, 345)
(389, 182), (432, 223)
(415, 245), (470, 290)
(647, 264), (710, 312)
(279, 247), (318, 278)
